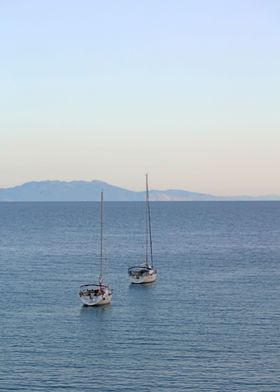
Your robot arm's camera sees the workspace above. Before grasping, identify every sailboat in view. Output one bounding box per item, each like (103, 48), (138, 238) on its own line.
(128, 174), (157, 284)
(79, 191), (112, 306)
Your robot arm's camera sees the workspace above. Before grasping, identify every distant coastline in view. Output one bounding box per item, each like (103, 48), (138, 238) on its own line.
(0, 180), (279, 202)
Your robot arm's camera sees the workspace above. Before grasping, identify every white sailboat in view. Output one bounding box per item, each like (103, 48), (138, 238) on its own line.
(79, 191), (112, 306)
(128, 174), (157, 284)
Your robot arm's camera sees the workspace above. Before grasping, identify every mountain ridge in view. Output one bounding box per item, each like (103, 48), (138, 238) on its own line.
(0, 180), (279, 201)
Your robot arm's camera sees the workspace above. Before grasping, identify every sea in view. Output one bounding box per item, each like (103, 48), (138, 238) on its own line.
(0, 201), (279, 391)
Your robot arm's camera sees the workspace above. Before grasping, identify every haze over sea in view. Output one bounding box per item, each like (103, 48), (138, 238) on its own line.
(0, 201), (279, 391)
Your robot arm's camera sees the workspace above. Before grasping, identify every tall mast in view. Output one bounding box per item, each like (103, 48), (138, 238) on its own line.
(99, 191), (104, 285)
(145, 175), (149, 265)
(146, 174), (153, 267)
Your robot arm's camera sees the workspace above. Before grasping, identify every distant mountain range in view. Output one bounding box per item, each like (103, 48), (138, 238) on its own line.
(0, 180), (279, 201)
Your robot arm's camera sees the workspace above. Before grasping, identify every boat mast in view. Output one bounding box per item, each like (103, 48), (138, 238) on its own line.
(146, 174), (153, 267)
(145, 175), (149, 265)
(99, 191), (104, 285)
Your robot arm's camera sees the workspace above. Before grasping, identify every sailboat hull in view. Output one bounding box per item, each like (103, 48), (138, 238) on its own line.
(79, 285), (112, 306)
(129, 273), (157, 284)
(80, 293), (112, 306)
(128, 267), (157, 284)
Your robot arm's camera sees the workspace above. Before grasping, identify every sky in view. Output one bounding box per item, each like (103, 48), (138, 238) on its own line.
(1, 0), (279, 196)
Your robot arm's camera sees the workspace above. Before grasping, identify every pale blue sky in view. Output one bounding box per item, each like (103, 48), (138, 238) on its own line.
(1, 0), (279, 195)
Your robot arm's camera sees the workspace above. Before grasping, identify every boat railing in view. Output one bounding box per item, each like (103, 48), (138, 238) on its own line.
(128, 266), (152, 272)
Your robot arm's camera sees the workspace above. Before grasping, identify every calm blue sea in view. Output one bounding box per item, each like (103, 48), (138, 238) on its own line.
(0, 202), (279, 391)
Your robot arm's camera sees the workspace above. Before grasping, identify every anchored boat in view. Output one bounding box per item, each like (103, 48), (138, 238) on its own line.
(128, 174), (157, 284)
(79, 192), (112, 306)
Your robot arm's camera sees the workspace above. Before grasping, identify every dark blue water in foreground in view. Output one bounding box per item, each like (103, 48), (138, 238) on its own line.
(0, 202), (279, 391)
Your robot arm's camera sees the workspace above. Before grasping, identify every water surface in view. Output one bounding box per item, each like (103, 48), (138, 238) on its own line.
(0, 202), (279, 391)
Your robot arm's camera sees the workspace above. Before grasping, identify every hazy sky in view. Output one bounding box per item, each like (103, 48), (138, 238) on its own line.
(1, 0), (279, 195)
